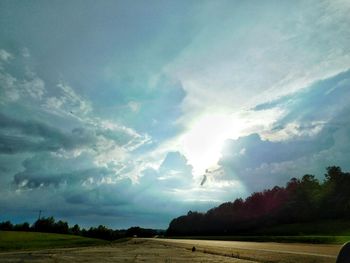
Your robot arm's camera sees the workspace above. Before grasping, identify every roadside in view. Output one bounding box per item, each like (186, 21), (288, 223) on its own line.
(0, 237), (343, 262)
(149, 238), (342, 263)
(0, 239), (256, 263)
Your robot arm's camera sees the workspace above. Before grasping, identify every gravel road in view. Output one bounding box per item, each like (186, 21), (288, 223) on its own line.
(0, 238), (342, 262)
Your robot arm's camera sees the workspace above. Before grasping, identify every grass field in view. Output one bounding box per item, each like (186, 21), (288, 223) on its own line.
(0, 231), (108, 251)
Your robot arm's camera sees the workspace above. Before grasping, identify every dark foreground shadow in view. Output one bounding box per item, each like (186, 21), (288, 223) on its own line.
(336, 242), (350, 263)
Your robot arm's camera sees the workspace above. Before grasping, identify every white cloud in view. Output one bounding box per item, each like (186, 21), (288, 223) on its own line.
(162, 0), (350, 122)
(0, 71), (20, 102)
(0, 49), (13, 63)
(128, 101), (140, 113)
(57, 82), (92, 114)
(0, 56), (46, 102)
(21, 48), (30, 58)
(21, 76), (45, 100)
(216, 69), (350, 191)
(262, 121), (326, 141)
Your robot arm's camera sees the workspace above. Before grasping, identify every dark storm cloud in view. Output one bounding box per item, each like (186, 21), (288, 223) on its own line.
(13, 167), (110, 189)
(0, 113), (96, 154)
(220, 131), (334, 171)
(65, 178), (133, 206)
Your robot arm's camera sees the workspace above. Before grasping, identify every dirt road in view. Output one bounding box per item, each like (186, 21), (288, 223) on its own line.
(150, 238), (342, 263)
(0, 239), (255, 263)
(0, 238), (342, 262)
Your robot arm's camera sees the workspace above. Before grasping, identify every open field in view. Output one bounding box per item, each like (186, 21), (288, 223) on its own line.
(0, 237), (344, 262)
(0, 231), (108, 251)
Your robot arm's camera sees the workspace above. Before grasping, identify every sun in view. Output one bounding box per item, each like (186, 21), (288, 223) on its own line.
(181, 112), (244, 177)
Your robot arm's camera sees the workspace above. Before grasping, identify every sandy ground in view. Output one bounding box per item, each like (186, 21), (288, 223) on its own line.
(0, 239), (256, 263)
(150, 238), (342, 263)
(0, 238), (342, 263)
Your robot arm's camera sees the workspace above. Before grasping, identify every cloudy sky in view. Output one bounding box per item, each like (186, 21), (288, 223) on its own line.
(1, 0), (350, 229)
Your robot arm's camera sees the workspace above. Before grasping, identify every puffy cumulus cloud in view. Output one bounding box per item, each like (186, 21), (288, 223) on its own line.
(217, 69), (350, 192)
(219, 132), (333, 191)
(138, 152), (246, 209)
(140, 151), (193, 190)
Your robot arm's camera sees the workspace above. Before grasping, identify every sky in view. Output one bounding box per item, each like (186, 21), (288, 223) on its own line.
(1, 0), (350, 229)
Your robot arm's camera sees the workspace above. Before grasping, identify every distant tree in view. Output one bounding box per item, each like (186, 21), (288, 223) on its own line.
(54, 220), (69, 234)
(126, 226), (157, 237)
(33, 216), (55, 233)
(13, 222), (30, 231)
(83, 225), (117, 240)
(0, 219), (133, 241)
(70, 224), (81, 235)
(0, 221), (13, 230)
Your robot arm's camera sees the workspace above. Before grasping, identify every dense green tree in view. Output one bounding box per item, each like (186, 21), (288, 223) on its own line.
(70, 224), (80, 235)
(167, 166), (350, 236)
(33, 216), (55, 232)
(0, 221), (13, 230)
(13, 222), (30, 231)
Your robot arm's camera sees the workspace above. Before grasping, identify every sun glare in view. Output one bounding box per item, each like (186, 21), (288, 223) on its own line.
(181, 113), (244, 176)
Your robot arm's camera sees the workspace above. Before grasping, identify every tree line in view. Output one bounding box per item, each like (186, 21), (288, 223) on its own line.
(167, 166), (350, 236)
(0, 217), (161, 241)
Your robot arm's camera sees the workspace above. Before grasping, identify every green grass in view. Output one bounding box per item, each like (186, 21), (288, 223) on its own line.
(0, 231), (109, 251)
